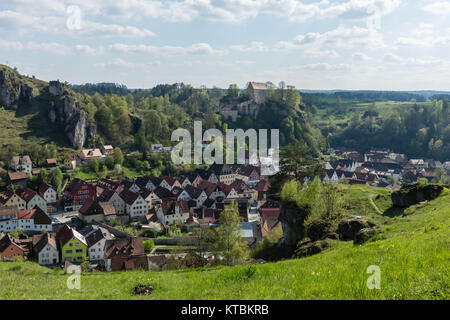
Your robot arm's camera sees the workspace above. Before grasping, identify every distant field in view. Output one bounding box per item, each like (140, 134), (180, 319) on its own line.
(0, 186), (448, 300)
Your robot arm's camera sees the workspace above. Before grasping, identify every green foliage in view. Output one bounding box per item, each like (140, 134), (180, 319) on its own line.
(143, 239), (155, 253)
(212, 202), (248, 266)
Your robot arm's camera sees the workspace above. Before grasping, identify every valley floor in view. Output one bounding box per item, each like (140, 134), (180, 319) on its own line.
(0, 188), (449, 300)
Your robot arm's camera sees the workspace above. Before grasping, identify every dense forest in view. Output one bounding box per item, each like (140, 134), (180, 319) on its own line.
(304, 94), (450, 161)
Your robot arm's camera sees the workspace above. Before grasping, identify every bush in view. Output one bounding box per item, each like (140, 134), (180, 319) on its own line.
(143, 239), (155, 253)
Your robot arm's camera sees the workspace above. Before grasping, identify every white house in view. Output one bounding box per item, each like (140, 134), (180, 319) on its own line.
(121, 190), (148, 222)
(156, 200), (190, 225)
(18, 188), (48, 213)
(39, 183), (58, 204)
(10, 156), (33, 173)
(100, 189), (126, 215)
(33, 233), (59, 265)
(80, 225), (114, 264)
(0, 206), (52, 233)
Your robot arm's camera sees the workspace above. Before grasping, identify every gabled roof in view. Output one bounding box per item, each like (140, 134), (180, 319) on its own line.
(79, 198), (104, 216)
(196, 180), (217, 196)
(16, 206), (51, 225)
(16, 188), (38, 203)
(236, 165), (259, 178)
(160, 200), (189, 216)
(0, 190), (16, 205)
(11, 155), (32, 166)
(8, 172), (27, 181)
(0, 234), (24, 253)
(99, 189), (118, 202)
(39, 183), (54, 196)
(65, 178), (88, 194)
(56, 224), (87, 247)
(65, 153), (80, 161)
(99, 202), (117, 216)
(135, 177), (151, 189)
(105, 237), (144, 258)
(171, 186), (184, 197)
(184, 185), (204, 199)
(84, 229), (106, 247)
(81, 149), (102, 159)
(46, 159), (57, 165)
(120, 189), (141, 205)
(32, 233), (57, 253)
(153, 186), (175, 200)
(249, 82), (268, 90)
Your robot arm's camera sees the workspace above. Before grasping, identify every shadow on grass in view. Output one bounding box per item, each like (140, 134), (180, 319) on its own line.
(383, 206), (405, 218)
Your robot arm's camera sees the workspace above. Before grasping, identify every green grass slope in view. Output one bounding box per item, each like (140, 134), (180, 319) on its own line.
(0, 187), (449, 300)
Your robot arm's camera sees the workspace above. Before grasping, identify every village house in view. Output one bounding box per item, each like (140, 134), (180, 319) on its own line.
(10, 155), (33, 173)
(120, 189), (148, 222)
(80, 148), (103, 161)
(79, 225), (114, 264)
(98, 189), (126, 215)
(56, 224), (88, 264)
(119, 180), (141, 193)
(8, 172), (28, 187)
(17, 188), (47, 213)
(210, 164), (236, 185)
(32, 233), (59, 265)
(156, 200), (190, 225)
(0, 190), (26, 210)
(0, 234), (26, 261)
(39, 183), (58, 204)
(45, 158), (57, 168)
(177, 185), (208, 208)
(79, 199), (107, 224)
(234, 165), (260, 184)
(102, 145), (114, 155)
(63, 178), (96, 212)
(64, 153), (80, 169)
(104, 237), (145, 272)
(13, 207), (52, 233)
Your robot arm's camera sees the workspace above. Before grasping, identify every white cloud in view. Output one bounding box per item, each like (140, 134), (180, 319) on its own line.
(231, 42), (269, 52)
(110, 43), (227, 56)
(423, 2), (450, 15)
(352, 52), (372, 61)
(295, 63), (352, 71)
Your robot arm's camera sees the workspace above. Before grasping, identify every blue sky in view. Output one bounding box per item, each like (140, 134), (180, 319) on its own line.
(0, 0), (449, 90)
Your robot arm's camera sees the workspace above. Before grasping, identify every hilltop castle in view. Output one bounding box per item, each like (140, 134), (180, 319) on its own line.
(220, 82), (268, 122)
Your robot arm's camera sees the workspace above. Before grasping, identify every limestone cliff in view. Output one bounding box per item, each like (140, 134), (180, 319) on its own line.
(47, 81), (96, 149)
(0, 65), (96, 149)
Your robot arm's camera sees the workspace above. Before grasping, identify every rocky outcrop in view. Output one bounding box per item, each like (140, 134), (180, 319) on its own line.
(293, 238), (329, 258)
(337, 216), (376, 241)
(0, 68), (34, 108)
(306, 219), (336, 242)
(47, 81), (96, 148)
(276, 199), (309, 248)
(391, 184), (444, 208)
(354, 228), (377, 244)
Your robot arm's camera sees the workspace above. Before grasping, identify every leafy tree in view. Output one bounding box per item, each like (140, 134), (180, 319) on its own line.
(212, 202), (248, 266)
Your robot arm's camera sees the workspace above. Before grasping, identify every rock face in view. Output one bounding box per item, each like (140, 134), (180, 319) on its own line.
(0, 68), (34, 108)
(306, 220), (335, 242)
(47, 81), (96, 148)
(337, 216), (376, 241)
(391, 184), (444, 208)
(276, 200), (309, 248)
